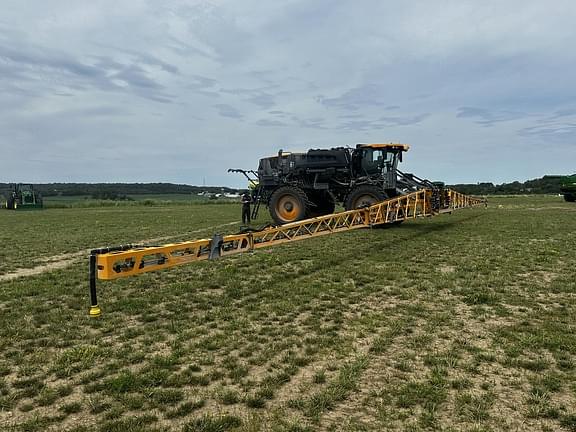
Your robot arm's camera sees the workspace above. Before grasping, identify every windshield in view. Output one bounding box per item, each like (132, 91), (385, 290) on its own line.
(360, 149), (396, 174)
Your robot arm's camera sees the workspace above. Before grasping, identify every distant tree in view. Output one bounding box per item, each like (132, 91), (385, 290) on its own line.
(91, 190), (134, 201)
(448, 176), (565, 195)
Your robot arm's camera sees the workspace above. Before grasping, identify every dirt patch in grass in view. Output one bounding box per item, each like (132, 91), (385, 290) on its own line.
(0, 222), (239, 282)
(517, 270), (558, 285)
(439, 265), (455, 274)
(527, 206), (576, 212)
(272, 358), (328, 406)
(0, 258), (83, 282)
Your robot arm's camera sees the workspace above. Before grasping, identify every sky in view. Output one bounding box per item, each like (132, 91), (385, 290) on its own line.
(1, 0), (575, 188)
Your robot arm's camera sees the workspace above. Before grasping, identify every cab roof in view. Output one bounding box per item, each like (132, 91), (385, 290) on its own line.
(356, 143), (410, 151)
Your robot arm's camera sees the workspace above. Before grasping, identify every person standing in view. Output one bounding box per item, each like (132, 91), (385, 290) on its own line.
(241, 191), (251, 224)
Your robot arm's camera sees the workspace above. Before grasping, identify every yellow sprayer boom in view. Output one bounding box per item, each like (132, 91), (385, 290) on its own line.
(88, 188), (485, 316)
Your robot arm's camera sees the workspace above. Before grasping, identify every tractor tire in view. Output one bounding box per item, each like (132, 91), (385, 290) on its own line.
(308, 191), (335, 217)
(564, 193), (576, 202)
(344, 185), (386, 210)
(269, 186), (309, 224)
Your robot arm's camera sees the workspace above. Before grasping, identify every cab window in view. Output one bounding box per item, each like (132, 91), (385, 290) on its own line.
(360, 149), (385, 174)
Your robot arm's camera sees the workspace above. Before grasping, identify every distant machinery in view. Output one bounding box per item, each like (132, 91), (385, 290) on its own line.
(4, 184), (43, 210)
(230, 143), (442, 224)
(560, 175), (576, 202)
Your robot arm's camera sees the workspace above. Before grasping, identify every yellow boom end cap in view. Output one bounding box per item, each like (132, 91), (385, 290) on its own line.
(89, 305), (102, 318)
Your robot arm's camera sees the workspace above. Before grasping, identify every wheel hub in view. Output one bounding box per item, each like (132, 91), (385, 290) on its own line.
(354, 194), (377, 208)
(276, 195), (302, 222)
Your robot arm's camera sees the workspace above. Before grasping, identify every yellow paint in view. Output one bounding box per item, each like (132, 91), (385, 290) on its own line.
(89, 305), (102, 317)
(357, 143), (410, 151)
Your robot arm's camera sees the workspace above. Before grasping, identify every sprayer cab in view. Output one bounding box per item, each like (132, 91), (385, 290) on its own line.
(352, 143), (409, 178)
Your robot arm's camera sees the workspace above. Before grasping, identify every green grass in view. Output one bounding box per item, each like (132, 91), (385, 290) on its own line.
(0, 202), (249, 274)
(41, 194), (241, 209)
(0, 195), (575, 431)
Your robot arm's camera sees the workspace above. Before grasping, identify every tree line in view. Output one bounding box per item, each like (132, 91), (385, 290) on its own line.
(0, 183), (239, 198)
(0, 176), (571, 200)
(447, 175), (568, 195)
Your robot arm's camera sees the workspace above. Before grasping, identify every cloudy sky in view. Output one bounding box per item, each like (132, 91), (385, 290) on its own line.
(1, 0), (575, 187)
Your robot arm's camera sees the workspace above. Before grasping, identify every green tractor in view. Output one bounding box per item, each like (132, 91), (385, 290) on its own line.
(561, 175), (576, 202)
(4, 183), (43, 210)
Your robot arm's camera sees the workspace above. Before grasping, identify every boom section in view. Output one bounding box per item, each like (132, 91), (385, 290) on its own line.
(94, 189), (485, 281)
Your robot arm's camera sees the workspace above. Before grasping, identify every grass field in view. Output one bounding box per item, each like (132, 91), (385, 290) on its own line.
(0, 196), (575, 431)
(41, 194), (235, 209)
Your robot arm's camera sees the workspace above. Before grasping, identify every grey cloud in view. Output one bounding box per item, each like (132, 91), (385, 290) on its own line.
(0, 40), (177, 102)
(319, 84), (390, 111)
(256, 110), (425, 131)
(165, 35), (215, 60)
(543, 108), (576, 121)
(146, 95), (174, 104)
(255, 119), (288, 127)
(249, 69), (278, 83)
(191, 75), (217, 88)
(246, 93), (275, 109)
(75, 106), (129, 117)
(255, 112), (327, 129)
(457, 107), (527, 126)
(336, 113), (428, 131)
(291, 116), (327, 130)
(213, 103), (243, 119)
(261, 0), (348, 43)
(194, 90), (221, 98)
(0, 44), (105, 81)
(174, 3), (253, 64)
(112, 65), (163, 89)
(338, 119), (384, 131)
(518, 122), (576, 143)
(181, 74), (219, 94)
(554, 109), (576, 117)
(220, 87), (277, 109)
(92, 56), (126, 71)
(94, 48), (180, 75)
(379, 113), (429, 126)
(131, 53), (179, 75)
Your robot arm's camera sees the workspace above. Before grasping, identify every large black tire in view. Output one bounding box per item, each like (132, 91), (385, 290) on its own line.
(269, 186), (309, 224)
(564, 193), (576, 202)
(344, 185), (386, 210)
(308, 191), (335, 217)
(6, 197), (14, 210)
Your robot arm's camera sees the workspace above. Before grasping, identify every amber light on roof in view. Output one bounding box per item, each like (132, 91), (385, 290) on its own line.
(356, 143), (410, 151)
